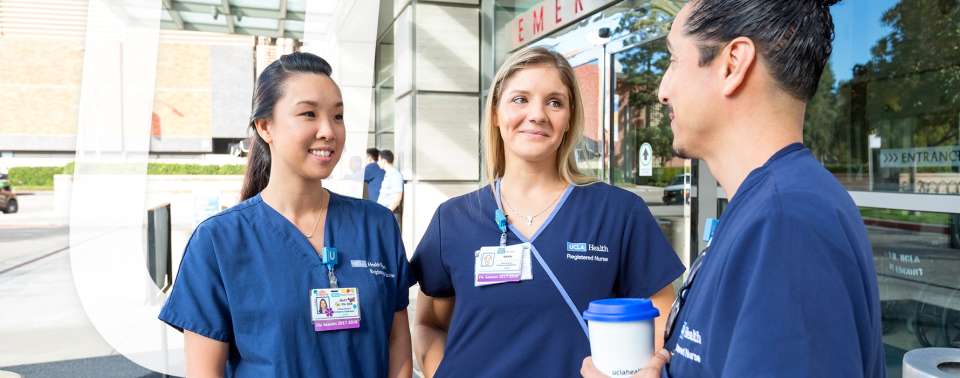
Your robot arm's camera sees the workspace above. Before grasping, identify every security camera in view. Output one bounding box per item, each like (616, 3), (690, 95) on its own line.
(598, 27), (611, 39)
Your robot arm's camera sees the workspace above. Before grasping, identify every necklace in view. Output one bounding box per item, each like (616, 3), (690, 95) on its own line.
(302, 190), (328, 239)
(500, 185), (565, 227)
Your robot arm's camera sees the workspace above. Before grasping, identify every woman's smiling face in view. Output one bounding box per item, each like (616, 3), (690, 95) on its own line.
(495, 64), (572, 165)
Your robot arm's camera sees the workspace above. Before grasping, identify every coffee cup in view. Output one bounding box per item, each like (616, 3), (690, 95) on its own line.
(583, 298), (660, 377)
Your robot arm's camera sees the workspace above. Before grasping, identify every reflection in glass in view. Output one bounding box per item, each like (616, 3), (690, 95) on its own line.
(809, 0), (960, 195)
(865, 207), (960, 375)
(377, 86), (394, 133)
(611, 38), (689, 206)
(573, 59), (603, 179)
(376, 86), (394, 151)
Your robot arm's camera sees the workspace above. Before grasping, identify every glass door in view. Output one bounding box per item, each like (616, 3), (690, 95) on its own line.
(607, 34), (699, 267)
(568, 48), (606, 179)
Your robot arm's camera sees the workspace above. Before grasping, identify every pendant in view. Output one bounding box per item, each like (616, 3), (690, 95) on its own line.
(523, 216), (534, 226)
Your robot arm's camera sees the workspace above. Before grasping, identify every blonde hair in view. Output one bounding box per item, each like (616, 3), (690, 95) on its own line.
(483, 46), (594, 185)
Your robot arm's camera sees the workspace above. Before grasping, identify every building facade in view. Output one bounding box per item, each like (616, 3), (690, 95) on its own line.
(0, 0), (301, 167)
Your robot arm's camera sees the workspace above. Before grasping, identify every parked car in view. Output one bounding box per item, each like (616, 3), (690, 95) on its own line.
(662, 173), (691, 205)
(229, 138), (250, 157)
(0, 179), (17, 214)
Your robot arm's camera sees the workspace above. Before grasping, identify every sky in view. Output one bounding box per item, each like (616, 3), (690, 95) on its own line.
(830, 0), (901, 83)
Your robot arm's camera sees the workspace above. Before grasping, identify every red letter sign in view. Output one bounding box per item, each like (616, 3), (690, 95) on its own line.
(533, 6), (544, 34)
(555, 0), (562, 23)
(517, 16), (524, 43)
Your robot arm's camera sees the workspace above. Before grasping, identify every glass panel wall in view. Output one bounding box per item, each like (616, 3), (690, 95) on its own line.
(610, 38), (683, 195)
(816, 0), (960, 196)
(865, 208), (960, 375)
(375, 25), (395, 151)
(814, 1), (960, 375)
(572, 57), (604, 179)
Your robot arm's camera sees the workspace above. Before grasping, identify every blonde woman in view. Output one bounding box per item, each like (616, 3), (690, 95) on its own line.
(410, 47), (683, 377)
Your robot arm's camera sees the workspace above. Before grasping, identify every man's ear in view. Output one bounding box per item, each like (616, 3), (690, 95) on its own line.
(254, 119), (272, 144)
(719, 36), (757, 97)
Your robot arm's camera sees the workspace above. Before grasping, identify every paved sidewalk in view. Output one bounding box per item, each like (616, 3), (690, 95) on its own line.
(4, 355), (165, 378)
(0, 192), (129, 373)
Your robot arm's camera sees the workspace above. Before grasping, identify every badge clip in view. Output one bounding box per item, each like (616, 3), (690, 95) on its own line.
(322, 247), (339, 288)
(703, 218), (719, 247)
(495, 209), (508, 251)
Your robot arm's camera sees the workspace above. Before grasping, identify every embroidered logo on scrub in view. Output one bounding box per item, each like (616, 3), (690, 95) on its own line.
(350, 259), (395, 278)
(565, 242), (611, 262)
(673, 322), (703, 364)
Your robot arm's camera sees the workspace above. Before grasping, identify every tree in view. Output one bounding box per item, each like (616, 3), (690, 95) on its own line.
(612, 6), (676, 170)
(804, 63), (842, 164)
(844, 0), (960, 155)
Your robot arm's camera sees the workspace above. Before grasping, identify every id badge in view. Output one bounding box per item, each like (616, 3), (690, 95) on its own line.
(474, 243), (531, 286)
(310, 288), (361, 331)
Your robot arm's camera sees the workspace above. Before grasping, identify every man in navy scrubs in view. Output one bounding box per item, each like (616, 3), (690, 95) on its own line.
(583, 0), (885, 377)
(363, 148), (384, 201)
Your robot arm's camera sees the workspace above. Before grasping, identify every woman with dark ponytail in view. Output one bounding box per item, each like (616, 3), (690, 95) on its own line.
(160, 52), (413, 378)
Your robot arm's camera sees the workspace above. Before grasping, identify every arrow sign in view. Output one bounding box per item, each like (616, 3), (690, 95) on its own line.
(639, 142), (653, 177)
(879, 146), (960, 168)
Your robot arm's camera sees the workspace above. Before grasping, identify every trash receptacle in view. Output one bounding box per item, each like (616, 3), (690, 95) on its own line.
(903, 348), (960, 378)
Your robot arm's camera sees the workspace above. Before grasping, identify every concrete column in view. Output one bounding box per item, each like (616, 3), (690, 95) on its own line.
(395, 0), (482, 252)
(303, 0), (380, 198)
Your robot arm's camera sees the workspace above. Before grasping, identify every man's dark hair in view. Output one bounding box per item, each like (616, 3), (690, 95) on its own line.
(684, 0), (840, 100)
(380, 150), (395, 164)
(366, 148), (380, 161)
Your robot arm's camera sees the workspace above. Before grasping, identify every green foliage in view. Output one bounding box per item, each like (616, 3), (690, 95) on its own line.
(858, 0), (960, 151)
(652, 167), (685, 187)
(860, 207), (950, 226)
(6, 162), (245, 190)
(8, 166), (63, 187)
(804, 64), (844, 164)
(804, 0), (960, 196)
(146, 163), (245, 175)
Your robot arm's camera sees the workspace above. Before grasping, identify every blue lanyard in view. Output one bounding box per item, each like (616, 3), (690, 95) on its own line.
(321, 247), (338, 288)
(704, 218), (719, 247)
(492, 180), (589, 338)
(495, 208), (508, 250)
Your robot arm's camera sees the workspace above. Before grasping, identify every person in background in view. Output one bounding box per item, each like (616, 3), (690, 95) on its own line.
(364, 147), (385, 201)
(377, 149), (404, 215)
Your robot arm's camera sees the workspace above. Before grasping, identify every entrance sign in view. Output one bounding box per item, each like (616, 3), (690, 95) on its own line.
(879, 146), (960, 168)
(510, 0), (620, 50)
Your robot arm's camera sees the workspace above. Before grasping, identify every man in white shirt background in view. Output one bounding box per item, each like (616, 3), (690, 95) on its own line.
(376, 150), (404, 221)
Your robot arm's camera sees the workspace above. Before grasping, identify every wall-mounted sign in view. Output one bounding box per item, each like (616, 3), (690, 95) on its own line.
(638, 142), (653, 177)
(879, 145), (960, 168)
(510, 0), (619, 50)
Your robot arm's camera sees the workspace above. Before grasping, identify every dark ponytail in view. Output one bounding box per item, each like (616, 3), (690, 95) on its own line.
(240, 52), (333, 200)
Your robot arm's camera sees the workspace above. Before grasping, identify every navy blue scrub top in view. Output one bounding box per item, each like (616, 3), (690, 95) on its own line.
(159, 192), (413, 377)
(412, 182), (684, 378)
(664, 143), (885, 377)
(364, 163), (385, 201)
